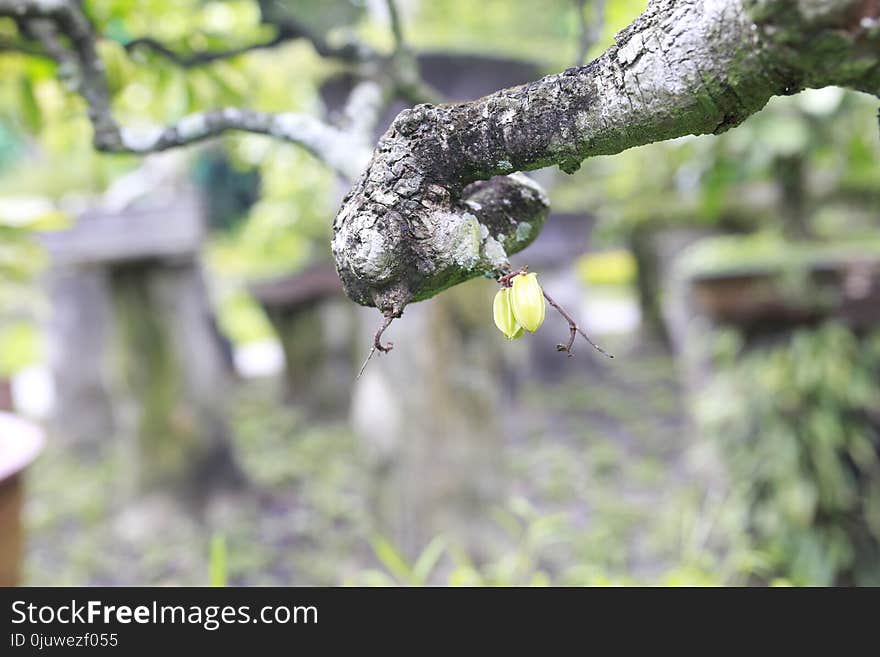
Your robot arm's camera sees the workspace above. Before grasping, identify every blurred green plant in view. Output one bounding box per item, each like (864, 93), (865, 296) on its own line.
(405, 0), (638, 69)
(696, 324), (880, 585)
(575, 249), (637, 287)
(0, 201), (67, 375)
(0, 321), (40, 377)
(354, 535), (449, 587)
(350, 495), (733, 586)
(209, 533), (228, 587)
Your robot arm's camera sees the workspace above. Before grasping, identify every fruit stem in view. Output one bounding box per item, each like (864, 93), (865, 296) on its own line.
(542, 290), (614, 359)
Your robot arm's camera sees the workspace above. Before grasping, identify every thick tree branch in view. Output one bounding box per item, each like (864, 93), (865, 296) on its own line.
(26, 11), (122, 149)
(333, 0), (880, 314)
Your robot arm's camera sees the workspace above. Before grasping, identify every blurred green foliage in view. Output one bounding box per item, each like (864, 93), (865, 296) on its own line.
(697, 324), (880, 585)
(0, 202), (64, 374)
(574, 89), (880, 245)
(405, 0), (639, 68)
(0, 320), (41, 376)
(575, 249), (637, 287)
(209, 534), (228, 587)
(27, 339), (745, 587)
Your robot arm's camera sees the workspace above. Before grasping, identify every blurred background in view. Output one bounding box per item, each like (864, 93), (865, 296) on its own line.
(0, 0), (879, 586)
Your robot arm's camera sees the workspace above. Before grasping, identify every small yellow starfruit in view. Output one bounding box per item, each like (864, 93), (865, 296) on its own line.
(493, 287), (524, 339)
(510, 272), (545, 332)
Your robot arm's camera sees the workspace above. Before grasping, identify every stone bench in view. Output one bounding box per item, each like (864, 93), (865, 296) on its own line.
(40, 191), (240, 497)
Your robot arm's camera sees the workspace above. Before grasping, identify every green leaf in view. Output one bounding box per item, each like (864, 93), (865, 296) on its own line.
(209, 533), (227, 587)
(412, 536), (448, 585)
(370, 536), (412, 585)
(17, 76), (41, 134)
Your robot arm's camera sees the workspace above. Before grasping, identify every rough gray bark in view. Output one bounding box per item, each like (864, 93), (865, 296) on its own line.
(333, 0), (880, 315)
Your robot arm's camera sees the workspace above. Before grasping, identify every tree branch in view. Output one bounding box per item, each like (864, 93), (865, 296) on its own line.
(114, 107), (372, 178)
(26, 8), (122, 149)
(123, 33), (290, 67)
(0, 36), (50, 58)
(0, 0), (378, 178)
(333, 0), (880, 315)
(124, 14), (377, 67)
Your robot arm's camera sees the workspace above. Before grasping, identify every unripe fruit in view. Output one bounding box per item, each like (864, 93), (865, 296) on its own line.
(493, 287), (524, 340)
(510, 272), (545, 332)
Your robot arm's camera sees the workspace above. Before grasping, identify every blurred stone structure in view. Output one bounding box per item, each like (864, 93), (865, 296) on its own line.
(320, 52), (546, 131)
(249, 263), (357, 413)
(41, 191), (240, 497)
(665, 246), (880, 359)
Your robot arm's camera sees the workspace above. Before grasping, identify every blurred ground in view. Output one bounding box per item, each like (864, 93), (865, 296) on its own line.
(23, 325), (720, 586)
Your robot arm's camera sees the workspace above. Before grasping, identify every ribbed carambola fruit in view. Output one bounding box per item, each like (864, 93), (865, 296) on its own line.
(510, 272), (545, 332)
(493, 287), (524, 340)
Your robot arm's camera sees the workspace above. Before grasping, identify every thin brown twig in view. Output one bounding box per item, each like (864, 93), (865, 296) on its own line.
(497, 265), (527, 287)
(543, 289), (613, 359)
(124, 15), (373, 67)
(356, 314), (396, 379)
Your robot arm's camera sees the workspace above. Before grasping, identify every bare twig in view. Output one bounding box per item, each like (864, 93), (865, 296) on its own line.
(124, 33), (290, 67)
(380, 0), (443, 105)
(543, 289), (613, 359)
(111, 106), (372, 179)
(357, 315), (396, 379)
(124, 15), (375, 67)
